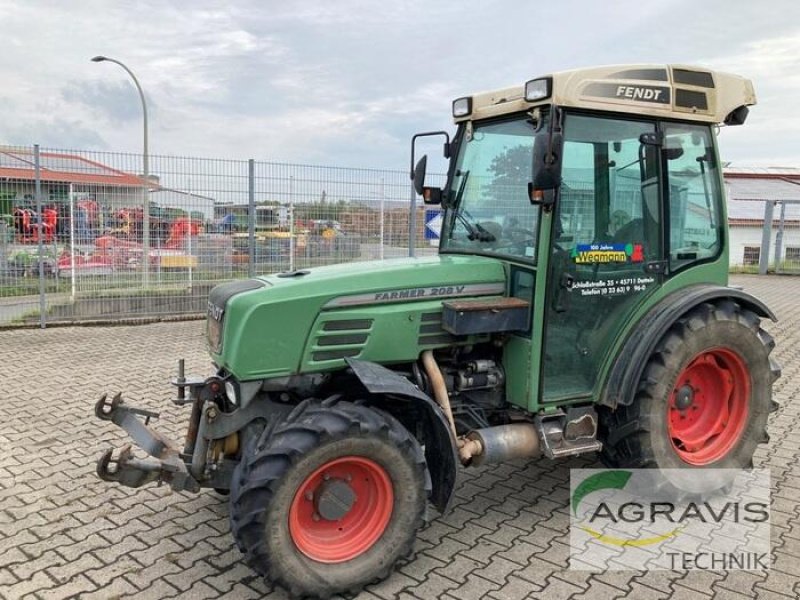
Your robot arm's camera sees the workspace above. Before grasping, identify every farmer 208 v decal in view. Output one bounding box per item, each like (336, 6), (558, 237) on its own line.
(95, 64), (779, 598)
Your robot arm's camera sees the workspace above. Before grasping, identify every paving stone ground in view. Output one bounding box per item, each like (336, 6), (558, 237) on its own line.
(1, 274), (799, 599)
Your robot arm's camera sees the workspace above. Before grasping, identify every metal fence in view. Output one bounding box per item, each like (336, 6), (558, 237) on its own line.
(6, 144), (792, 326)
(0, 144), (444, 326)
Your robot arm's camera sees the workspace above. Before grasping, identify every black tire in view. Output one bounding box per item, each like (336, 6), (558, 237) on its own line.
(230, 400), (429, 599)
(600, 300), (779, 473)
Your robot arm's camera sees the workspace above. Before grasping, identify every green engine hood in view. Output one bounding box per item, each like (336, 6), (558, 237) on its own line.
(211, 255), (507, 380)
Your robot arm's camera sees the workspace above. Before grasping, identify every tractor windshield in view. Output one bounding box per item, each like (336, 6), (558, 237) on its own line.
(440, 113), (546, 262)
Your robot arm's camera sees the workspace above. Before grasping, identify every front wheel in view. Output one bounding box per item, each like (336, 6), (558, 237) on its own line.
(230, 400), (429, 599)
(600, 300), (779, 472)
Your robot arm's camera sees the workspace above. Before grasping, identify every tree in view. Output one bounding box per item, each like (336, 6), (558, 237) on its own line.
(484, 144), (533, 206)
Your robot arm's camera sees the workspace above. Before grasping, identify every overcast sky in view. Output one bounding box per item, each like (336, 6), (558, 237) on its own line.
(1, 0), (799, 171)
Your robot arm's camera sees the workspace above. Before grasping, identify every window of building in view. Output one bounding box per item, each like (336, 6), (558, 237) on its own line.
(785, 247), (800, 262)
(743, 246), (761, 266)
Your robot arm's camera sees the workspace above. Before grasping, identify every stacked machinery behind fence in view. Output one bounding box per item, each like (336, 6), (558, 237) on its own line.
(95, 64), (779, 598)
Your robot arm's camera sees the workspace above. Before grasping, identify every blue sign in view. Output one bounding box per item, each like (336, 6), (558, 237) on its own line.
(424, 209), (443, 240)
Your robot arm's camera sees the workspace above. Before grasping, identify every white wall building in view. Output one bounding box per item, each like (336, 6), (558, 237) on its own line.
(724, 168), (800, 269)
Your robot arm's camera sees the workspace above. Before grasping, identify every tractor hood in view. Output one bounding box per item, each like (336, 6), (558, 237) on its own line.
(209, 255), (507, 381)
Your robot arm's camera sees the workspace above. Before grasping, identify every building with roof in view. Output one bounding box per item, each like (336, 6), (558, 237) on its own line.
(0, 147), (215, 243)
(724, 167), (800, 268)
(1, 147), (152, 243)
(0, 147), (148, 205)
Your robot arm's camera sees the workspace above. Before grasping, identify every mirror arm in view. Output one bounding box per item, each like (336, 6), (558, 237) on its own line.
(410, 131), (451, 180)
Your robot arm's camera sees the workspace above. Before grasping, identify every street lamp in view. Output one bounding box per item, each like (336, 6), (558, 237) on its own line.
(91, 55), (151, 286)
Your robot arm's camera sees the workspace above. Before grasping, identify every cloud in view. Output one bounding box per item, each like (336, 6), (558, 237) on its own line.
(700, 31), (800, 167)
(61, 80), (152, 124)
(0, 109), (109, 151)
(0, 0), (798, 171)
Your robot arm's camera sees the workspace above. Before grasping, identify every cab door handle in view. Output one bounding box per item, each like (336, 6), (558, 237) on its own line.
(645, 260), (667, 274)
(554, 273), (574, 312)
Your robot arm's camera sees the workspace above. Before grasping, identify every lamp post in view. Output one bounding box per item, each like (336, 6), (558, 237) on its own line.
(91, 55), (151, 286)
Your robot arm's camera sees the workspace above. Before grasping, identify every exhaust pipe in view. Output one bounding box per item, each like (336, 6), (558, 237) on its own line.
(462, 423), (541, 466)
(421, 350), (459, 441)
(420, 350), (542, 466)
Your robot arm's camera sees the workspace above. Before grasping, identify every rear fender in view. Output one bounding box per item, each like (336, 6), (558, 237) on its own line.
(601, 285), (777, 409)
(345, 358), (458, 513)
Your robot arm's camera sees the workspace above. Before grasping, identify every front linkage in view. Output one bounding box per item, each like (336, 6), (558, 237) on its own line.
(95, 392), (200, 492)
(94, 360), (284, 495)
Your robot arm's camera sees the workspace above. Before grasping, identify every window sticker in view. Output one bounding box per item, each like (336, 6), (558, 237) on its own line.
(573, 276), (655, 297)
(571, 243), (644, 264)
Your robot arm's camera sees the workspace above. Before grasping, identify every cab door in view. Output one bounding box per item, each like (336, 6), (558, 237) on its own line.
(541, 113), (663, 402)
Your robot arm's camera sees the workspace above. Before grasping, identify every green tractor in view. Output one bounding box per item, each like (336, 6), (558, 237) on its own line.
(95, 64), (779, 597)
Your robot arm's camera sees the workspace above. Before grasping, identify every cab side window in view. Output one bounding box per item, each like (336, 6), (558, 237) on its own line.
(557, 115), (659, 261)
(663, 124), (723, 271)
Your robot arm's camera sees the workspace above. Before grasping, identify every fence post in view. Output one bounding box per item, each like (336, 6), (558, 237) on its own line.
(774, 201), (786, 274)
(0, 222), (7, 274)
(758, 200), (774, 275)
(289, 175), (295, 272)
(248, 159), (255, 277)
(380, 178), (385, 260)
(187, 215), (193, 289)
(408, 183), (416, 258)
(34, 145), (46, 328)
(68, 183), (76, 300)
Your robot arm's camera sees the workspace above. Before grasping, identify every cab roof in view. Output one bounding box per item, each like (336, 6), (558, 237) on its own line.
(454, 64), (756, 126)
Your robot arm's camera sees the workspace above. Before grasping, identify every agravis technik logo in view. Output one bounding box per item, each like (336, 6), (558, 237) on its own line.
(570, 469), (771, 570)
(572, 470), (682, 547)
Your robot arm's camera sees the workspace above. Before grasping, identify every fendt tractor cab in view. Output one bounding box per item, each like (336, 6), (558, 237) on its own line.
(95, 64), (779, 598)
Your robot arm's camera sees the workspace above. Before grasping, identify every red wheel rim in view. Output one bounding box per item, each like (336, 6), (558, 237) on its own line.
(668, 348), (750, 465)
(288, 456), (393, 563)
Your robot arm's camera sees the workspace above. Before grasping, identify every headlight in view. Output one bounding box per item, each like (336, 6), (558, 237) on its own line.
(524, 77), (552, 102)
(225, 380), (238, 405)
(452, 96), (472, 118)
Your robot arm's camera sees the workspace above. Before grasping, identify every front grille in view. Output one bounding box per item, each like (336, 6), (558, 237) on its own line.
(312, 348), (362, 361)
(310, 319), (373, 363)
(316, 333), (369, 346)
(322, 319), (373, 331)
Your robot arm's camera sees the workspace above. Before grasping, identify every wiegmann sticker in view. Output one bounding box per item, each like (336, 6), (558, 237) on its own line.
(571, 243), (644, 264)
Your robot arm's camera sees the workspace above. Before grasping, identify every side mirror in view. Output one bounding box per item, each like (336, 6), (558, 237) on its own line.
(410, 130), (451, 182)
(412, 155), (428, 196)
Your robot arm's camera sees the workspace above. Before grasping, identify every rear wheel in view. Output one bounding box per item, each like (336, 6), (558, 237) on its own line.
(230, 400), (428, 599)
(601, 300), (779, 471)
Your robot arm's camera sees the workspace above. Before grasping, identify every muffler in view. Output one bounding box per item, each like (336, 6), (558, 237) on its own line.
(459, 423), (541, 466)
